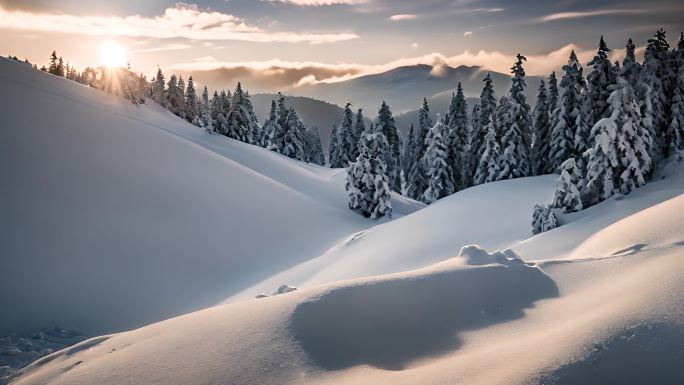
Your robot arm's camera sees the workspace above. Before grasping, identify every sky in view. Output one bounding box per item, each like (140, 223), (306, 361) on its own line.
(1, 0), (683, 92)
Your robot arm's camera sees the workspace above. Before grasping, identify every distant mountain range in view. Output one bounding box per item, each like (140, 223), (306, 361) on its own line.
(241, 64), (544, 152)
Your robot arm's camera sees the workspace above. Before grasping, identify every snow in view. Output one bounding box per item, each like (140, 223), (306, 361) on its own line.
(3, 56), (684, 385)
(0, 57), (421, 336)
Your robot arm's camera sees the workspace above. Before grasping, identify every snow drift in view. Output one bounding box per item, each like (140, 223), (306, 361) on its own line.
(0, 57), (420, 336)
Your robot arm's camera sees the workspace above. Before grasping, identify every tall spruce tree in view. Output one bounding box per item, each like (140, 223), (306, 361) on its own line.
(446, 83), (469, 190)
(184, 76), (199, 125)
(473, 117), (502, 185)
(549, 51), (587, 172)
(376, 101), (402, 191)
(402, 124), (416, 187)
(640, 29), (672, 159)
(199, 86), (210, 128)
(669, 34), (684, 154)
(421, 121), (455, 203)
(263, 100), (280, 149)
(470, 74), (498, 179)
(585, 37), (617, 129)
(280, 108), (306, 161)
(353, 108), (366, 157)
(222, 82), (255, 143)
(164, 74), (184, 117)
(152, 68), (166, 104)
(532, 79), (552, 175)
(498, 54), (532, 180)
(337, 103), (356, 167)
(346, 126), (392, 219)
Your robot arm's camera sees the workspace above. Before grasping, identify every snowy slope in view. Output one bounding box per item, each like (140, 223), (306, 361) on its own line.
(0, 57), (421, 336)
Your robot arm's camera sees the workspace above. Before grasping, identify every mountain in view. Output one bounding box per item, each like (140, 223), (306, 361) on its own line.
(0, 57), (422, 337)
(294, 63), (544, 114)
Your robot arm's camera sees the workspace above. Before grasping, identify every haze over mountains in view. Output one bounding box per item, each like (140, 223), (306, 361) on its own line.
(238, 63), (541, 150)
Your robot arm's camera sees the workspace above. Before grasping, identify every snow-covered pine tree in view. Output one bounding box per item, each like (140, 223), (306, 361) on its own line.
(244, 91), (262, 146)
(302, 126), (326, 166)
(473, 116), (502, 185)
(531, 204), (559, 234)
(532, 79), (552, 175)
(406, 100), (432, 199)
(329, 124), (343, 168)
(549, 50), (587, 172)
(280, 108), (306, 161)
(402, 124), (416, 189)
(446, 82), (469, 190)
(184, 76), (199, 125)
(585, 36), (617, 129)
(199, 86), (210, 128)
(551, 158), (583, 212)
(222, 82), (255, 144)
(210, 91), (222, 132)
(640, 29), (672, 159)
(584, 76), (653, 205)
(498, 54), (532, 180)
(154, 70), (167, 103)
(421, 121), (455, 204)
(346, 125), (392, 219)
(48, 51), (58, 75)
(469, 74), (498, 178)
(376, 101), (402, 191)
(353, 108), (366, 157)
(669, 34), (684, 154)
(164, 74), (184, 117)
(262, 100), (280, 149)
(337, 103), (356, 167)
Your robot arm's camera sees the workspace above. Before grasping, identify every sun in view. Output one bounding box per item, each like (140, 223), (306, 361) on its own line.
(100, 42), (128, 68)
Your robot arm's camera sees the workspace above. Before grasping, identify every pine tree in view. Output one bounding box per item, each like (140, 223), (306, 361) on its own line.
(376, 101), (402, 191)
(222, 82), (255, 143)
(184, 76), (199, 125)
(280, 108), (306, 161)
(622, 38), (642, 93)
(263, 100), (280, 149)
(421, 121), (455, 203)
(164, 74), (184, 117)
(56, 56), (64, 77)
(497, 54), (532, 180)
(497, 96), (530, 180)
(346, 126), (392, 219)
(640, 29), (672, 159)
(549, 50), (587, 172)
(531, 204), (559, 234)
(302, 126), (326, 166)
(532, 79), (552, 174)
(469, 74), (498, 179)
(199, 86), (210, 128)
(402, 124), (416, 188)
(48, 51), (58, 75)
(585, 36), (617, 128)
(337, 103), (356, 167)
(406, 98), (433, 198)
(551, 158), (583, 212)
(669, 35), (684, 154)
(473, 117), (502, 185)
(329, 124), (343, 167)
(446, 83), (469, 189)
(584, 77), (653, 205)
(353, 108), (366, 157)
(152, 68), (166, 104)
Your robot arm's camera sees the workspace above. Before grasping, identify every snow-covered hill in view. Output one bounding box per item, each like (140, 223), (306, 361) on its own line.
(3, 56), (684, 385)
(0, 57), (421, 336)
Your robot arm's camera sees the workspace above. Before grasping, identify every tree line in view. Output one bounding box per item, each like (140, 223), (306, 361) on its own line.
(338, 30), (684, 225)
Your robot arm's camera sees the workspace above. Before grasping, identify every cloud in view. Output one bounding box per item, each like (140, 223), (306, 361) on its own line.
(128, 43), (193, 55)
(538, 9), (641, 22)
(411, 42), (419, 48)
(388, 14), (417, 21)
(170, 42), (646, 92)
(265, 0), (366, 5)
(0, 3), (359, 44)
(463, 31), (473, 36)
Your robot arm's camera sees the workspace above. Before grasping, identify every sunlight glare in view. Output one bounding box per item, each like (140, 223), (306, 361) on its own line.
(100, 42), (127, 68)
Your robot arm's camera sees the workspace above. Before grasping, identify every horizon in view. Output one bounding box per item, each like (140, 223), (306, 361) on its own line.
(1, 0), (683, 94)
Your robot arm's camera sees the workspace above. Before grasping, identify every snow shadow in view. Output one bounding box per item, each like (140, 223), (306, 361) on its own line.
(290, 263), (558, 371)
(541, 323), (684, 385)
